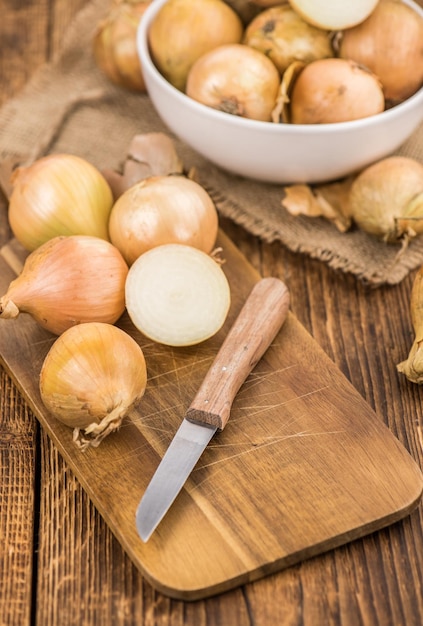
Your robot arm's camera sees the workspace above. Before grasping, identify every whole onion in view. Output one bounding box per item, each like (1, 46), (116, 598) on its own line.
(93, 0), (151, 92)
(243, 5), (334, 74)
(289, 58), (385, 124)
(287, 0), (379, 30)
(40, 322), (148, 449)
(186, 43), (281, 122)
(108, 175), (219, 265)
(148, 0), (244, 91)
(8, 154), (113, 251)
(338, 0), (423, 105)
(349, 156), (423, 243)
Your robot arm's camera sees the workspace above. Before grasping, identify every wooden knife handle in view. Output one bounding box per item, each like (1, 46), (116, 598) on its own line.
(185, 277), (290, 430)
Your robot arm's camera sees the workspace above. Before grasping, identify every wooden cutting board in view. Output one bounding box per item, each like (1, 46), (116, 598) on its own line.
(0, 230), (422, 601)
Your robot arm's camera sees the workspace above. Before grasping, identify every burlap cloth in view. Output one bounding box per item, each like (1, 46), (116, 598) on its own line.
(1, 0), (423, 287)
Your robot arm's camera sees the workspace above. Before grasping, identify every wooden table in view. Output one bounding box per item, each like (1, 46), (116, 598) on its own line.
(1, 2), (422, 624)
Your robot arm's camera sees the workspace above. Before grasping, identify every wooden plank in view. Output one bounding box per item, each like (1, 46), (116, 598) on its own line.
(0, 370), (37, 626)
(0, 228), (421, 600)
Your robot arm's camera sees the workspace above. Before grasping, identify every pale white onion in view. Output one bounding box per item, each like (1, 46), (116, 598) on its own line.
(288, 0), (379, 29)
(125, 244), (231, 346)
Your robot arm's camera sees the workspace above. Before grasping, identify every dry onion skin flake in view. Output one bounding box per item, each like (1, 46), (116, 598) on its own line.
(8, 154), (114, 251)
(40, 322), (147, 450)
(125, 244), (231, 346)
(397, 266), (423, 383)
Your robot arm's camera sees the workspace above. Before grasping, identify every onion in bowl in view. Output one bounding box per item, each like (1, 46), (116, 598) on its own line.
(289, 58), (385, 124)
(186, 43), (281, 122)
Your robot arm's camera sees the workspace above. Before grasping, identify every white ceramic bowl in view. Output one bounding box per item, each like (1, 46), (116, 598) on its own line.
(137, 0), (423, 184)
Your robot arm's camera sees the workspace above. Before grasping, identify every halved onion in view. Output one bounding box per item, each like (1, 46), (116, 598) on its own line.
(125, 244), (231, 346)
(287, 0), (379, 30)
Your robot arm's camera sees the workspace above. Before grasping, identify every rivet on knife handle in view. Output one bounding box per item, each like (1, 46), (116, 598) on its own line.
(135, 277), (290, 542)
(185, 277), (290, 430)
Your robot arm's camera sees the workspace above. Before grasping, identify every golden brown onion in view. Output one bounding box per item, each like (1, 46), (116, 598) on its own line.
(338, 0), (423, 105)
(0, 236), (128, 334)
(8, 154), (113, 251)
(349, 156), (423, 243)
(289, 58), (385, 124)
(108, 175), (219, 265)
(148, 0), (244, 91)
(93, 0), (151, 92)
(243, 5), (334, 74)
(40, 322), (147, 449)
(186, 43), (280, 122)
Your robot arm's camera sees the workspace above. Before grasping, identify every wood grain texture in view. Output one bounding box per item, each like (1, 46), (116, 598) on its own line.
(0, 370), (37, 626)
(0, 0), (423, 623)
(0, 228), (422, 601)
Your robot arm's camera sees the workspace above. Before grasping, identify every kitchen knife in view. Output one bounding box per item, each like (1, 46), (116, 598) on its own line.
(136, 276), (290, 542)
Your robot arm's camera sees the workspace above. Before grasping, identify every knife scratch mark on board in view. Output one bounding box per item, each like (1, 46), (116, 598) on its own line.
(237, 363), (299, 392)
(145, 355), (215, 381)
(189, 429), (346, 490)
(228, 386), (331, 422)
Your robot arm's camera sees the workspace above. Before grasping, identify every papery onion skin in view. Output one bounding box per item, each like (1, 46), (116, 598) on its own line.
(397, 266), (423, 383)
(338, 0), (423, 104)
(93, 0), (151, 92)
(243, 5), (334, 74)
(251, 0), (284, 6)
(0, 235), (128, 334)
(40, 322), (147, 449)
(102, 132), (185, 200)
(148, 0), (244, 92)
(125, 243), (231, 347)
(8, 154), (114, 252)
(287, 0), (379, 30)
(186, 43), (281, 122)
(349, 156), (423, 243)
(289, 58), (385, 124)
(108, 175), (219, 265)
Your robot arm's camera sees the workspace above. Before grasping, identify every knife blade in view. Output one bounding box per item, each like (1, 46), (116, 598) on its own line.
(136, 276), (290, 542)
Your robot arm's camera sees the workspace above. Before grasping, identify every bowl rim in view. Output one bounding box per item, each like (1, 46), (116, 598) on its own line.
(137, 0), (423, 136)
